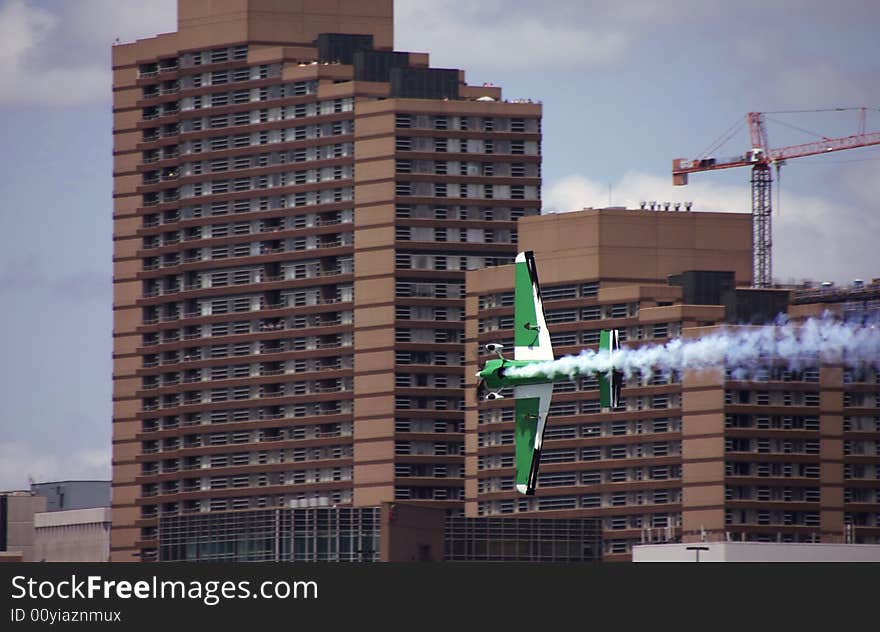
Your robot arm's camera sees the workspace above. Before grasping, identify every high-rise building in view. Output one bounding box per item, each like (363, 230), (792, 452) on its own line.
(465, 207), (753, 560)
(681, 281), (880, 549)
(465, 208), (880, 560)
(112, 0), (541, 561)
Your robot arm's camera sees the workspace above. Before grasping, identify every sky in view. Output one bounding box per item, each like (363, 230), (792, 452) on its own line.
(0, 0), (878, 489)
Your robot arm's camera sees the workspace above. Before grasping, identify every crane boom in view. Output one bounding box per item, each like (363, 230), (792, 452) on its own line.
(672, 111), (880, 288)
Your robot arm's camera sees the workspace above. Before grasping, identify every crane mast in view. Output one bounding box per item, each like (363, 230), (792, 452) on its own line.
(673, 111), (880, 288)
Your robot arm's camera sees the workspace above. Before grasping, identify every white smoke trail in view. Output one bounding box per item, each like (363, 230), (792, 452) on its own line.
(504, 315), (880, 381)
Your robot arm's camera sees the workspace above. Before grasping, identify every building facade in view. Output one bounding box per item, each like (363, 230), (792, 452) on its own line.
(113, 0), (541, 561)
(465, 208), (880, 560)
(34, 508), (112, 563)
(465, 207), (753, 560)
(158, 502), (600, 562)
(681, 282), (880, 547)
(0, 492), (47, 562)
(30, 481), (111, 512)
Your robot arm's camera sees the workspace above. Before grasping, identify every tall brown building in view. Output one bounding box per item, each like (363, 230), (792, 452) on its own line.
(465, 208), (753, 560)
(112, 0), (541, 561)
(465, 208), (880, 560)
(681, 281), (880, 548)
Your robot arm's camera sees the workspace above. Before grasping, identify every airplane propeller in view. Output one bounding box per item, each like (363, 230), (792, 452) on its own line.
(476, 377), (488, 401)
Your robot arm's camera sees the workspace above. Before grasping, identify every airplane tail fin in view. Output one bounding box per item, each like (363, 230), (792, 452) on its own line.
(599, 329), (622, 410)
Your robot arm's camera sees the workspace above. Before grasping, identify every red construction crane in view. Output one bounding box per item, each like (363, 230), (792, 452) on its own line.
(673, 109), (880, 288)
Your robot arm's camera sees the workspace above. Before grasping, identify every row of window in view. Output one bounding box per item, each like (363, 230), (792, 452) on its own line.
(394, 486), (463, 501)
(142, 377), (353, 397)
(142, 339), (352, 365)
(725, 437), (821, 454)
(141, 418), (352, 453)
(140, 46), (247, 78)
(142, 395), (351, 417)
(725, 510), (820, 527)
(725, 414), (821, 430)
(478, 283), (600, 310)
(393, 397), (464, 412)
(394, 250), (513, 271)
(478, 417), (680, 439)
(142, 238), (354, 275)
(395, 204), (534, 221)
(395, 159), (538, 178)
(394, 419), (463, 433)
(139, 489), (352, 520)
(143, 208), (353, 266)
(145, 181), (354, 208)
(477, 491), (680, 515)
(395, 114), (538, 133)
(395, 225), (515, 243)
(726, 486), (821, 502)
(395, 280), (464, 299)
(395, 136), (538, 155)
(143, 464), (353, 497)
(394, 351), (464, 366)
(141, 413), (350, 436)
(726, 390), (821, 406)
(478, 441), (681, 470)
(179, 94), (351, 117)
(394, 373), (463, 389)
(177, 64), (281, 88)
(394, 464), (463, 478)
(478, 465), (681, 493)
(142, 318), (352, 351)
(393, 441), (463, 456)
(394, 328), (463, 344)
(725, 366), (821, 383)
(844, 392), (880, 407)
(725, 461), (820, 478)
(396, 181), (538, 201)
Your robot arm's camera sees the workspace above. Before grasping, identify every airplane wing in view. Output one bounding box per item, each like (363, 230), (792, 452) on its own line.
(513, 382), (552, 495)
(599, 329), (623, 410)
(514, 251), (554, 361)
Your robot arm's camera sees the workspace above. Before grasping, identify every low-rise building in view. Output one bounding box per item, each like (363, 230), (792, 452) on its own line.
(633, 541), (880, 562)
(0, 492), (47, 562)
(34, 507), (112, 562)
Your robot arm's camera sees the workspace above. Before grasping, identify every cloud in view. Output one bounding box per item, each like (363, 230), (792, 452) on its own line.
(760, 61), (880, 111)
(0, 0), (175, 106)
(395, 1), (631, 71)
(0, 441), (110, 490)
(0, 0), (105, 105)
(544, 170), (880, 285)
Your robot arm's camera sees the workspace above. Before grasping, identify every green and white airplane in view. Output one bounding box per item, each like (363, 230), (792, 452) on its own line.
(476, 251), (623, 495)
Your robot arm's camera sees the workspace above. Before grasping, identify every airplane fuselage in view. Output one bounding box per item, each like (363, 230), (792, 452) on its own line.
(476, 357), (560, 392)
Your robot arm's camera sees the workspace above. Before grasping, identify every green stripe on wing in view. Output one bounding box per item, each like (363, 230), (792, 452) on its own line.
(514, 396), (540, 494)
(514, 258), (540, 349)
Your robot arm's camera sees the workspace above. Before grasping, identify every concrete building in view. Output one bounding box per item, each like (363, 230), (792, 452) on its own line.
(681, 282), (880, 547)
(465, 207), (880, 560)
(633, 541), (880, 562)
(0, 492), (47, 562)
(158, 502), (600, 562)
(465, 207), (753, 560)
(1, 482), (111, 562)
(33, 508), (112, 562)
(113, 0), (541, 561)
